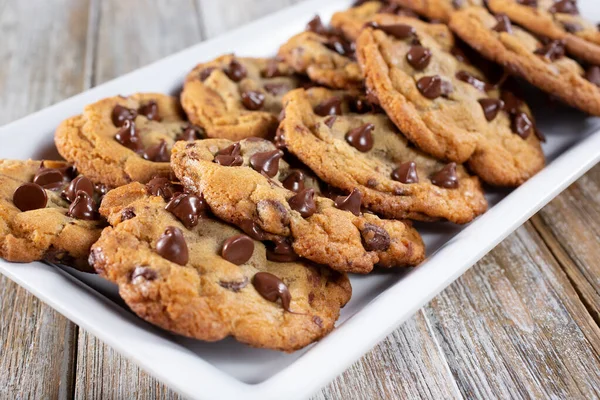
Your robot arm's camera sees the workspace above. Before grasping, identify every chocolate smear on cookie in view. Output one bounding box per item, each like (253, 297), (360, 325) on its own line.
(13, 183), (47, 212)
(156, 226), (189, 265)
(252, 272), (293, 312)
(391, 161), (418, 184)
(221, 234), (254, 265)
(219, 277), (249, 292)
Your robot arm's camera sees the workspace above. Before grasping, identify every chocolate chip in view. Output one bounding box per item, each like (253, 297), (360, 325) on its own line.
(430, 163), (459, 189)
(13, 183), (47, 212)
(146, 177), (182, 201)
(324, 115), (337, 128)
(138, 100), (160, 121)
(313, 315), (324, 328)
(325, 35), (355, 58)
(199, 67), (216, 81)
(214, 143), (243, 167)
(282, 170), (306, 192)
(512, 112), (533, 138)
(219, 277), (249, 292)
(534, 39), (565, 61)
(94, 183), (108, 196)
(548, 0), (578, 14)
(334, 188), (362, 216)
(361, 224), (391, 251)
(221, 234), (254, 265)
(391, 161), (418, 183)
(142, 140), (170, 163)
(406, 46), (432, 70)
(239, 219), (268, 241)
(501, 91), (522, 113)
(165, 192), (206, 229)
(452, 0), (464, 8)
(252, 272), (293, 312)
(115, 120), (141, 151)
(347, 96), (375, 114)
(562, 22), (582, 33)
(33, 168), (65, 189)
(585, 66), (600, 86)
(156, 226), (189, 265)
(314, 97), (343, 116)
(67, 191), (97, 220)
(225, 59), (247, 82)
(455, 70), (491, 91)
(111, 105), (137, 127)
(416, 75), (452, 99)
(266, 238), (298, 262)
(287, 188), (316, 218)
(177, 125), (204, 142)
(62, 175), (94, 203)
(306, 15), (329, 35)
(366, 22), (416, 39)
(345, 123), (374, 152)
(451, 46), (469, 63)
(263, 83), (290, 96)
(250, 150), (284, 178)
(263, 58), (285, 78)
(493, 14), (513, 33)
(121, 207), (136, 221)
(478, 98), (505, 121)
(517, 0), (537, 6)
(241, 90), (265, 110)
(131, 266), (157, 282)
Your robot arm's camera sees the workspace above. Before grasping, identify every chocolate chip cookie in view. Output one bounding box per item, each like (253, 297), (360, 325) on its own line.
(279, 87), (488, 223)
(181, 55), (302, 141)
(55, 93), (200, 188)
(91, 181), (351, 351)
(391, 0), (486, 22)
(488, 0), (600, 65)
(0, 159), (106, 271)
(356, 16), (546, 186)
(170, 138), (425, 273)
(449, 7), (600, 116)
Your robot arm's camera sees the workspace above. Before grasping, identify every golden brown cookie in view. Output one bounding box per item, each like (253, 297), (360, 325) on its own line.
(0, 159), (106, 271)
(390, 0), (485, 22)
(91, 182), (351, 352)
(181, 55), (302, 141)
(171, 138), (425, 273)
(449, 7), (600, 116)
(55, 93), (200, 188)
(279, 87), (488, 223)
(488, 0), (600, 65)
(356, 16), (546, 186)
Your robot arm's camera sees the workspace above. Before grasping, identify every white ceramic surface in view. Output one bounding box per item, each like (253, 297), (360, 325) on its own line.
(1, 1), (599, 399)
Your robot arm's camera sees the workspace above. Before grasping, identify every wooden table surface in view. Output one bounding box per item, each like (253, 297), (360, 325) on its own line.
(1, 0), (599, 398)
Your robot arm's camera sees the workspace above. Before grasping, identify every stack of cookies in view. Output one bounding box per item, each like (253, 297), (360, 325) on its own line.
(2, 0), (599, 352)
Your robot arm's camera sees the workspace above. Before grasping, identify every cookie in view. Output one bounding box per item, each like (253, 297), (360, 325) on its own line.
(0, 159), (106, 271)
(55, 93), (200, 188)
(356, 15), (546, 186)
(331, 1), (421, 41)
(390, 0), (486, 22)
(182, 55), (303, 141)
(278, 87), (488, 223)
(277, 21), (363, 89)
(91, 182), (351, 351)
(171, 138), (425, 273)
(449, 7), (600, 116)
(488, 0), (600, 65)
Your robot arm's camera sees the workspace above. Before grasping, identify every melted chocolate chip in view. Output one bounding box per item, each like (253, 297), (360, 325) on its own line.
(67, 191), (97, 220)
(266, 238), (298, 262)
(177, 125), (204, 141)
(33, 168), (65, 189)
(451, 46), (469, 63)
(138, 101), (160, 121)
(325, 35), (355, 58)
(549, 0), (578, 14)
(416, 75), (452, 99)
(534, 39), (565, 61)
(142, 140), (170, 162)
(430, 163), (459, 189)
(131, 266), (157, 282)
(263, 82), (290, 96)
(345, 123), (374, 152)
(214, 143), (243, 167)
(517, 0), (537, 6)
(493, 14), (513, 33)
(156, 226), (189, 266)
(115, 120), (141, 151)
(263, 58), (285, 78)
(239, 219), (268, 241)
(219, 277), (249, 292)
(334, 188), (362, 216)
(455, 70), (492, 91)
(406, 46), (432, 70)
(221, 234), (254, 265)
(241, 90), (265, 110)
(478, 98), (505, 121)
(121, 207), (136, 221)
(13, 183), (47, 212)
(324, 115), (337, 128)
(347, 96), (375, 114)
(111, 105), (137, 127)
(165, 193), (206, 229)
(366, 22), (416, 39)
(146, 177), (182, 201)
(501, 91), (522, 113)
(225, 59), (247, 82)
(562, 22), (582, 33)
(250, 150), (284, 177)
(314, 97), (343, 116)
(585, 66), (600, 86)
(287, 188), (316, 218)
(252, 272), (293, 312)
(62, 176), (94, 202)
(306, 15), (329, 35)
(452, 0), (464, 8)
(391, 161), (418, 183)
(282, 170), (306, 192)
(199, 67), (216, 81)
(512, 112), (533, 138)
(361, 224), (391, 251)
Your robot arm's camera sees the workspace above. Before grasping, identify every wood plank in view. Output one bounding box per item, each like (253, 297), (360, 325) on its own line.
(0, 0), (91, 398)
(424, 222), (600, 399)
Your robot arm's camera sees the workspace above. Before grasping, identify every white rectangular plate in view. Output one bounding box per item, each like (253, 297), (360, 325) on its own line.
(1, 1), (599, 399)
